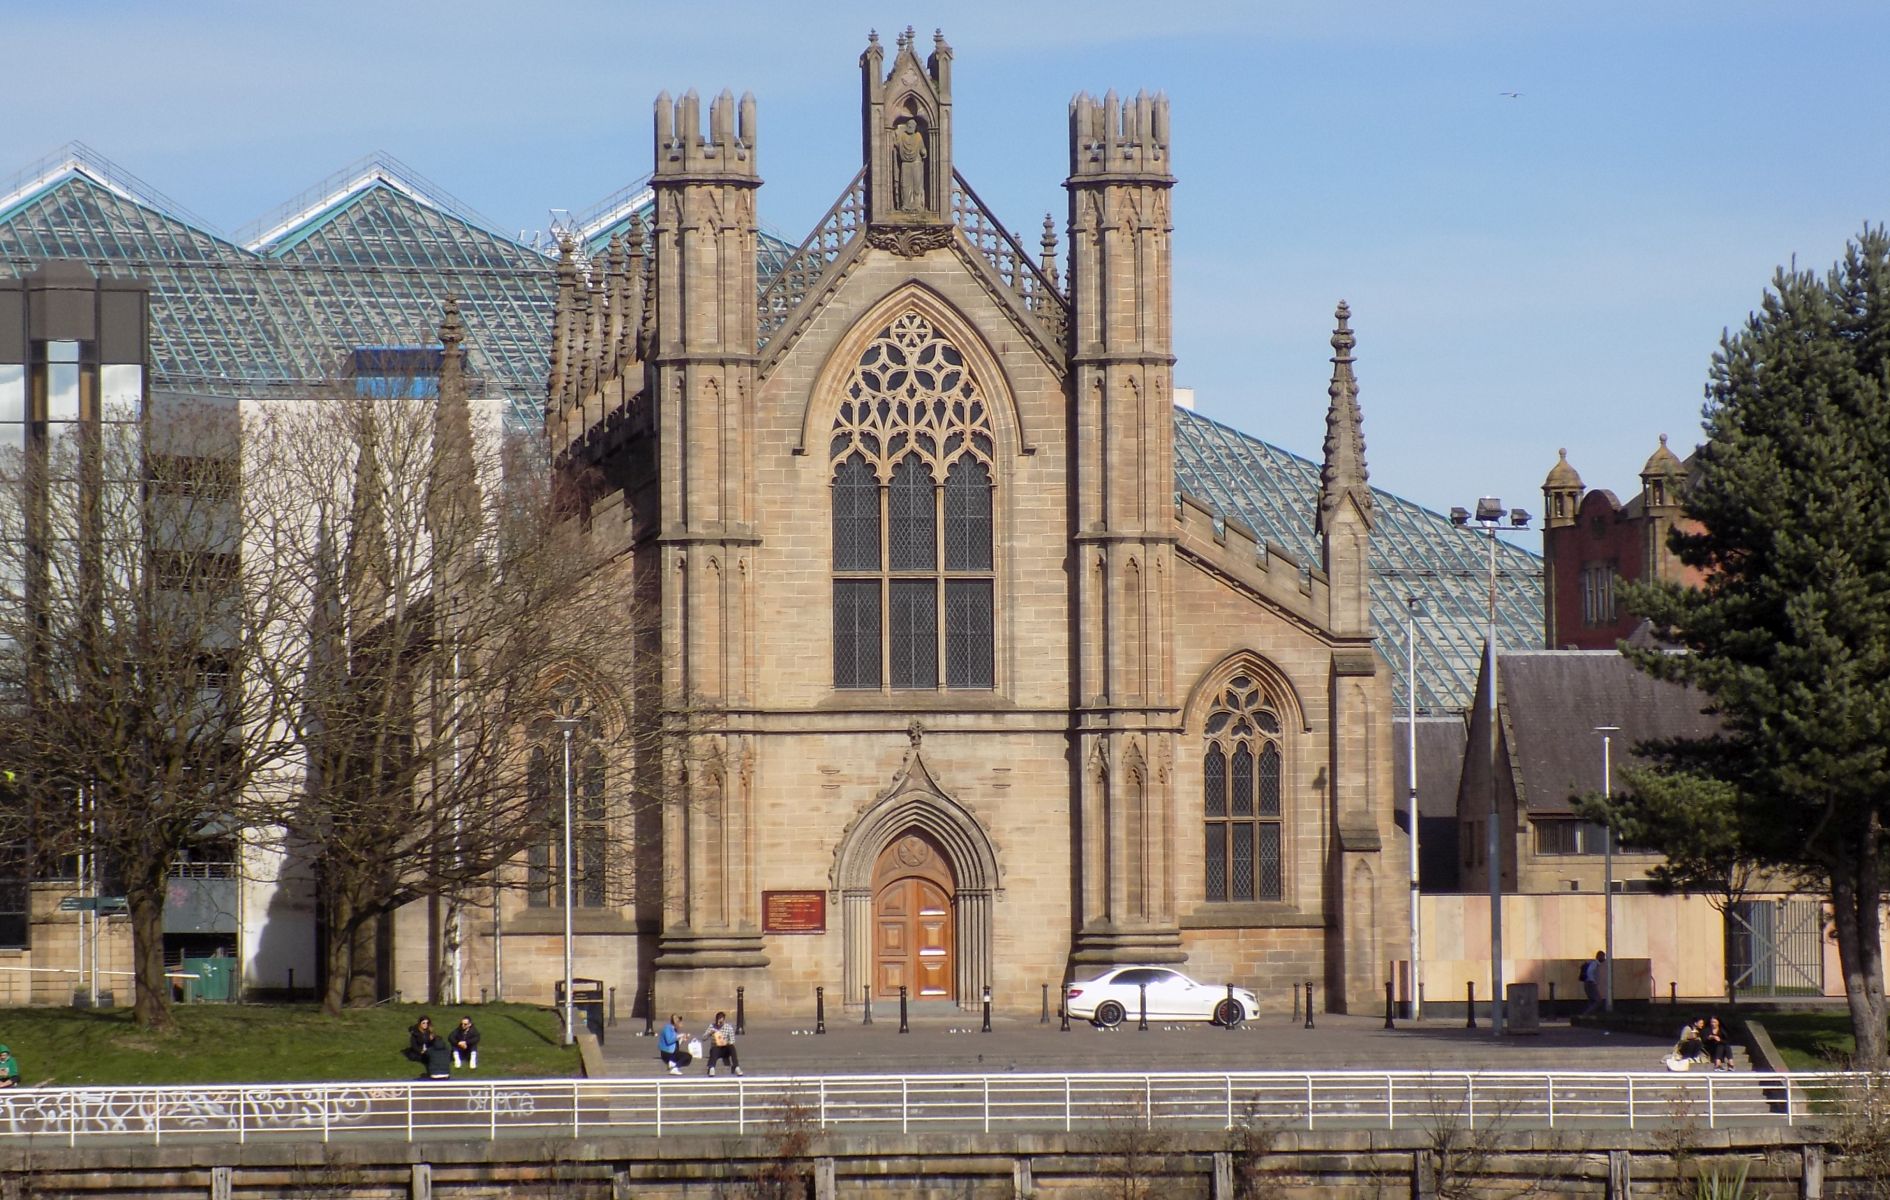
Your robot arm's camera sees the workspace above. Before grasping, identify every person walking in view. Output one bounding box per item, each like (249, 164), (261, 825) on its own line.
(657, 1013), (686, 1075)
(1578, 951), (1607, 1017)
(702, 1011), (742, 1077)
(450, 1016), (481, 1069)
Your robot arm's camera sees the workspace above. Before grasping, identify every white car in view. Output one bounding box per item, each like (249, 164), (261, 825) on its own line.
(1064, 965), (1258, 1028)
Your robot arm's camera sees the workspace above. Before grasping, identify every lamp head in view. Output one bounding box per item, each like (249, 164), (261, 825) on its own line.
(1509, 508), (1531, 528)
(1450, 506), (1471, 526)
(1474, 496), (1504, 523)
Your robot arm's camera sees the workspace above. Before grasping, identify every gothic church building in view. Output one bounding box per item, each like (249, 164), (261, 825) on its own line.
(543, 32), (1405, 1016)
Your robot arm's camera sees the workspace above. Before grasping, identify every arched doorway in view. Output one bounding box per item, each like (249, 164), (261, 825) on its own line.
(871, 833), (955, 1000)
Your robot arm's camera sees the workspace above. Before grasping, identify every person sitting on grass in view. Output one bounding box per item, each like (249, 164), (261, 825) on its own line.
(0, 1046), (18, 1088)
(451, 1016), (481, 1070)
(405, 1016), (452, 1079)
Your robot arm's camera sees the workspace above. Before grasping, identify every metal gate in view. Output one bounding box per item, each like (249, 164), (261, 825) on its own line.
(1726, 899), (1823, 996)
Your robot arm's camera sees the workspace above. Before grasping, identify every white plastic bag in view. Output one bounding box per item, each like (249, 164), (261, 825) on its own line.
(1664, 1054), (1693, 1072)
(686, 1037), (703, 1059)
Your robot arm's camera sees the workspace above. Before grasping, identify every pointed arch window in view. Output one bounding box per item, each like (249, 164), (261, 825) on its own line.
(831, 311), (996, 691)
(1203, 674), (1286, 902)
(525, 721), (610, 909)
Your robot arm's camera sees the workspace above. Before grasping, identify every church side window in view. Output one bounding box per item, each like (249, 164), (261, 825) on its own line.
(526, 727), (609, 909)
(831, 311), (996, 691)
(1202, 675), (1285, 903)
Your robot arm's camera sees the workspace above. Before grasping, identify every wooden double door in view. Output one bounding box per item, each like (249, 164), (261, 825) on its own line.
(872, 834), (954, 1000)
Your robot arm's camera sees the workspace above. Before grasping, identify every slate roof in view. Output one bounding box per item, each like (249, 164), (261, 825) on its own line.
(1496, 650), (1719, 815)
(1393, 715), (1470, 890)
(1175, 408), (1543, 713)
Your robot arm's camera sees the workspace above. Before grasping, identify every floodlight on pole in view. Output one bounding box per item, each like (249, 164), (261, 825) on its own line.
(1595, 725), (1621, 1014)
(1457, 497), (1529, 1036)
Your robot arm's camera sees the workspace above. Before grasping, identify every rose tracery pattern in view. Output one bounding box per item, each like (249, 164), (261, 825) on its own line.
(830, 311), (994, 475)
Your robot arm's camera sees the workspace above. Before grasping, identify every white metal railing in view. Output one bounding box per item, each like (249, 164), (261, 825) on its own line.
(0, 1071), (1863, 1147)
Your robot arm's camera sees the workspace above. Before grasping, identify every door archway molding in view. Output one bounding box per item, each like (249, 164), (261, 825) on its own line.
(830, 726), (1002, 1009)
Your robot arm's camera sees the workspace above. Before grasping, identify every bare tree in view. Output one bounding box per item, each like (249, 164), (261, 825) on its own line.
(242, 307), (632, 1014)
(0, 395), (300, 1030)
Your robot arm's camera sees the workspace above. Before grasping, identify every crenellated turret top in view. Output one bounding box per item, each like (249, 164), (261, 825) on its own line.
(1068, 89), (1172, 180)
(653, 88), (758, 179)
(1316, 301), (1373, 534)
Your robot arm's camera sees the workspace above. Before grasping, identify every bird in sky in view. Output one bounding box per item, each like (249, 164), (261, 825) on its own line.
(1500, 91), (1523, 98)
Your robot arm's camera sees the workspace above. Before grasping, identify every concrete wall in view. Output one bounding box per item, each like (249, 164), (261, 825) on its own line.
(0, 1128), (1861, 1199)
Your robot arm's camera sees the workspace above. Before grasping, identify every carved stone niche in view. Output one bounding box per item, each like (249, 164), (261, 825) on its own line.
(861, 27), (955, 228)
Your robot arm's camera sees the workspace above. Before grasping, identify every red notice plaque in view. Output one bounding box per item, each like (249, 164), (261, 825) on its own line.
(762, 890), (826, 934)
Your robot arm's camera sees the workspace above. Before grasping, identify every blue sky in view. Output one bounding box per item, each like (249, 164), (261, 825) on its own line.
(7, 1), (1888, 533)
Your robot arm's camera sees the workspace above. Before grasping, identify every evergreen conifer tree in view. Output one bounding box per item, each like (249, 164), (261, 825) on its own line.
(1624, 227), (1890, 1065)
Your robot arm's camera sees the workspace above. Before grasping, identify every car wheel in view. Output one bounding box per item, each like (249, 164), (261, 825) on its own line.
(1094, 1000), (1126, 1028)
(1214, 998), (1245, 1028)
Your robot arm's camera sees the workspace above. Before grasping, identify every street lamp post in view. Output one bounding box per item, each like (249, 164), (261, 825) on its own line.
(1406, 596), (1423, 1021)
(1452, 498), (1530, 1036)
(1596, 725), (1621, 1013)
(554, 716), (582, 1047)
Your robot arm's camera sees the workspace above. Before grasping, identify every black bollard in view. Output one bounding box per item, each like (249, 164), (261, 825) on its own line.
(815, 985), (826, 1035)
(1418, 982), (1425, 1020)
(1548, 981), (1556, 1012)
(1303, 981), (1315, 1030)
(642, 986), (656, 1038)
(863, 984), (873, 1026)
(899, 985), (910, 1034)
(1225, 983), (1238, 1031)
(480, 987), (488, 1006)
(1384, 980), (1396, 1030)
(1060, 997), (1071, 1032)
(1291, 983), (1301, 1025)
(609, 986), (617, 1027)
(735, 986), (746, 1036)
(1466, 981), (1476, 1029)
(1041, 982), (1050, 1024)
(1670, 981), (1678, 1007)
(1138, 982), (1150, 1031)
(982, 985), (993, 1033)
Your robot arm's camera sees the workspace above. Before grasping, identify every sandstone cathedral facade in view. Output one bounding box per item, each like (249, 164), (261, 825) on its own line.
(534, 32), (1406, 1017)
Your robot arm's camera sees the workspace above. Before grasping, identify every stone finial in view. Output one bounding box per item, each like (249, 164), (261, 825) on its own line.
(1040, 214), (1060, 287)
(437, 294), (465, 354)
(547, 238), (578, 410)
(1316, 301), (1374, 534)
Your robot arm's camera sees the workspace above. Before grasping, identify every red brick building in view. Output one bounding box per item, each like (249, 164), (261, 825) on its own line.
(1540, 437), (1705, 649)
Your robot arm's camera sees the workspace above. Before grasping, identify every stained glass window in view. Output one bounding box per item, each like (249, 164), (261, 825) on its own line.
(830, 311), (996, 691)
(1202, 675), (1287, 903)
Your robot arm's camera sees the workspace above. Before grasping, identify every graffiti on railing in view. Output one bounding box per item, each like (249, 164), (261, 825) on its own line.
(0, 1085), (396, 1137)
(465, 1089), (538, 1117)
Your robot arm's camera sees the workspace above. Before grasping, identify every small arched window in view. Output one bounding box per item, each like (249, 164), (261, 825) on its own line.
(1202, 674), (1286, 903)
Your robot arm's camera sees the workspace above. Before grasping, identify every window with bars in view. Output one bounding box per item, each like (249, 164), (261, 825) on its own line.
(1581, 561), (1617, 626)
(1202, 674), (1286, 903)
(830, 311), (996, 691)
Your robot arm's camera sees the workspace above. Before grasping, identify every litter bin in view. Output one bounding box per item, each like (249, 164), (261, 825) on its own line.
(1505, 982), (1541, 1034)
(555, 977), (607, 1045)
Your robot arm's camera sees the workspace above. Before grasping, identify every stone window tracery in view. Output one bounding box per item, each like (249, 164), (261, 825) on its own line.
(525, 723), (609, 909)
(831, 312), (995, 691)
(1202, 674), (1286, 903)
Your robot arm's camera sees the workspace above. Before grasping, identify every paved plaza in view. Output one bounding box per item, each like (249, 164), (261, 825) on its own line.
(601, 1009), (1687, 1078)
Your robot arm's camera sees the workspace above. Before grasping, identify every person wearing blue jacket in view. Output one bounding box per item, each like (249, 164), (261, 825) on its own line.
(657, 1013), (686, 1074)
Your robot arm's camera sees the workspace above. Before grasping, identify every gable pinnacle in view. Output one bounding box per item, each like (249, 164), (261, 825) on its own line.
(438, 293), (464, 351)
(1316, 300), (1374, 534)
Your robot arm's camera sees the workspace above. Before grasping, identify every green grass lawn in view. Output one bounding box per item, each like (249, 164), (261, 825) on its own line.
(0, 1002), (578, 1087)
(1756, 1011), (1865, 1071)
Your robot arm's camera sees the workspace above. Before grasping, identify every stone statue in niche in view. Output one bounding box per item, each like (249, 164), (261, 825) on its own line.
(892, 116), (928, 212)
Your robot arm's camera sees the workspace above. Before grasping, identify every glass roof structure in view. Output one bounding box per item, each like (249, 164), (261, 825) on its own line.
(0, 144), (1539, 711)
(0, 145), (796, 430)
(1174, 407), (1542, 715)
